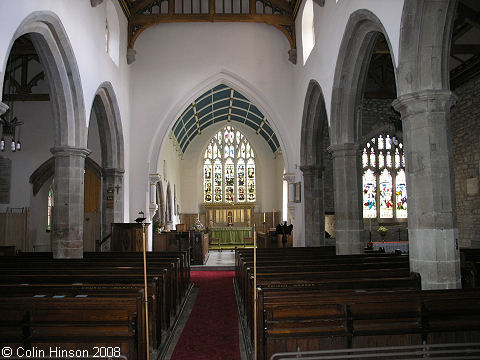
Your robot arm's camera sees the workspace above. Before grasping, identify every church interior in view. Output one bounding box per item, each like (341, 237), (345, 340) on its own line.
(1, 0), (480, 359)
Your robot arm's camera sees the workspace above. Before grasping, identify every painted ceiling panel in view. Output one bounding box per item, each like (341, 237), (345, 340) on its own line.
(172, 84), (280, 153)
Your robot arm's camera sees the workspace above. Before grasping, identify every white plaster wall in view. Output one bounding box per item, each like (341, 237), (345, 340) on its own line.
(130, 22), (294, 222)
(0, 0), (131, 221)
(179, 121), (284, 214)
(0, 101), (54, 211)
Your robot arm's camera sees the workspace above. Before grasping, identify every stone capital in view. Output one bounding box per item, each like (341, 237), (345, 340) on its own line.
(392, 90), (457, 117)
(0, 102), (9, 116)
(149, 173), (161, 185)
(283, 172), (296, 184)
(327, 143), (360, 158)
(299, 165), (323, 177)
(127, 48), (136, 65)
(50, 146), (91, 158)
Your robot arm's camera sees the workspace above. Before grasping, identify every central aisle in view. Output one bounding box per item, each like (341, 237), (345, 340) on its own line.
(170, 271), (241, 360)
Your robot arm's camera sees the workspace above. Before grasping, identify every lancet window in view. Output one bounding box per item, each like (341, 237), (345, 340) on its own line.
(362, 133), (407, 220)
(203, 125), (256, 203)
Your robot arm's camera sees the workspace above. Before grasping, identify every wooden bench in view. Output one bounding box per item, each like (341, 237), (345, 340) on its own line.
(0, 291), (146, 360)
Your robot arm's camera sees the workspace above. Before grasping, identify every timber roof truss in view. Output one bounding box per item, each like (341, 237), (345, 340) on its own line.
(118, 0), (303, 63)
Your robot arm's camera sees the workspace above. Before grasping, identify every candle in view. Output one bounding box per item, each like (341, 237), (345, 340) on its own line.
(263, 212), (265, 222)
(272, 209), (275, 226)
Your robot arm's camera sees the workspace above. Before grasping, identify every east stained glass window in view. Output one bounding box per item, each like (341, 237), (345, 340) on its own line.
(203, 125), (256, 203)
(362, 133), (407, 220)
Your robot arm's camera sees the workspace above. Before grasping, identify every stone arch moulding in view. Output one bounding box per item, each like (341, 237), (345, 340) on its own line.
(147, 71), (291, 175)
(91, 81), (125, 171)
(6, 11), (87, 148)
(329, 9), (397, 255)
(5, 11), (88, 258)
(396, 0), (457, 95)
(91, 81), (125, 239)
(300, 80), (329, 168)
(300, 80), (330, 247)
(330, 9), (397, 146)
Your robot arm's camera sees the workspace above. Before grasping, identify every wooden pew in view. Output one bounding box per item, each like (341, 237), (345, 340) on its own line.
(0, 290), (147, 360)
(254, 288), (480, 360)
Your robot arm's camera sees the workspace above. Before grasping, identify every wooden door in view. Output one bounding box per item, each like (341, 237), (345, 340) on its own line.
(83, 167), (101, 252)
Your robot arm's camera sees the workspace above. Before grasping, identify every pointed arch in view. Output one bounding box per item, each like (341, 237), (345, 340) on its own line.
(147, 71), (290, 174)
(5, 11), (86, 148)
(329, 9), (397, 254)
(397, 0), (458, 95)
(300, 80), (330, 246)
(330, 9), (396, 145)
(300, 80), (329, 168)
(91, 82), (125, 171)
(90, 82), (125, 240)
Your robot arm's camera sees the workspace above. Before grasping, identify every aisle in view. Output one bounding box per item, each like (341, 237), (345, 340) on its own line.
(170, 271), (241, 360)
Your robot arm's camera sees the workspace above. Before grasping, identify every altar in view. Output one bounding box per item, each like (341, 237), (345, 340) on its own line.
(209, 227), (251, 245)
(372, 241), (409, 254)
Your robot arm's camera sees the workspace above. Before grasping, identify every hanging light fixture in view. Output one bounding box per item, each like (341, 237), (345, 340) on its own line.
(1, 45), (23, 152)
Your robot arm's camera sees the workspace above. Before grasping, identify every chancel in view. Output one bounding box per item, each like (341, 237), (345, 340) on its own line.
(1, 0), (480, 359)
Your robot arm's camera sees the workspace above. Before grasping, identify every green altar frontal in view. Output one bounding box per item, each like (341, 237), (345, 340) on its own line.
(209, 227), (251, 245)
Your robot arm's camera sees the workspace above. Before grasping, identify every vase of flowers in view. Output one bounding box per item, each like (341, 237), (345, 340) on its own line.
(377, 226), (388, 242)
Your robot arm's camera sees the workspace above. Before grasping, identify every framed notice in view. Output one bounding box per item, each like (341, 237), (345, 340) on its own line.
(105, 187), (115, 208)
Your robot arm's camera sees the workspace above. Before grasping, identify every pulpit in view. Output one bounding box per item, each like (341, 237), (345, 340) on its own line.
(110, 223), (149, 252)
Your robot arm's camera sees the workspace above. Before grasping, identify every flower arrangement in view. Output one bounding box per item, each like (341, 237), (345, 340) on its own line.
(377, 226), (388, 237)
(152, 218), (164, 233)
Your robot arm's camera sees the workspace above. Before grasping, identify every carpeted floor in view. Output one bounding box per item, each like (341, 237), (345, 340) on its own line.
(170, 271), (241, 360)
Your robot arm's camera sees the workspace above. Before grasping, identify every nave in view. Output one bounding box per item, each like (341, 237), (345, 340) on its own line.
(2, 245), (480, 360)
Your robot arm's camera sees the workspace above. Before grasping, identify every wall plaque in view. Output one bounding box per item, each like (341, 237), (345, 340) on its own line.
(0, 156), (12, 204)
(105, 186), (115, 208)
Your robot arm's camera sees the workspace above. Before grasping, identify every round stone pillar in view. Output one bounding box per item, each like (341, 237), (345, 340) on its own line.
(50, 146), (90, 258)
(393, 90), (461, 289)
(300, 165), (325, 246)
(328, 143), (363, 254)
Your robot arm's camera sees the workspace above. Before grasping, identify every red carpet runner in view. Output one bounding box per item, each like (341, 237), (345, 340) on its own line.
(171, 271), (241, 360)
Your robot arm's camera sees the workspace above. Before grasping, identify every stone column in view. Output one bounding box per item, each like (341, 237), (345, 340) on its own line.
(283, 173), (297, 224)
(328, 143), (363, 254)
(300, 166), (325, 246)
(51, 146), (90, 258)
(393, 90), (461, 289)
(149, 174), (161, 220)
(102, 167), (124, 248)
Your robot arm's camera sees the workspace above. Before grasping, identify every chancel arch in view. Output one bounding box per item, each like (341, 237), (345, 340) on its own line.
(154, 83), (285, 244)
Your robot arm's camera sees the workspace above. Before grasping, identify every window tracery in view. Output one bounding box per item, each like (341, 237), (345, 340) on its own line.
(203, 125), (256, 203)
(362, 133), (407, 220)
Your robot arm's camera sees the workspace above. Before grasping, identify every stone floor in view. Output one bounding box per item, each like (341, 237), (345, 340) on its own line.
(191, 249), (236, 270)
(164, 250), (247, 360)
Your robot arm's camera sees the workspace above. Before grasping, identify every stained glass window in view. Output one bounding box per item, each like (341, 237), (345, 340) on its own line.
(203, 125), (256, 203)
(362, 133), (407, 220)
